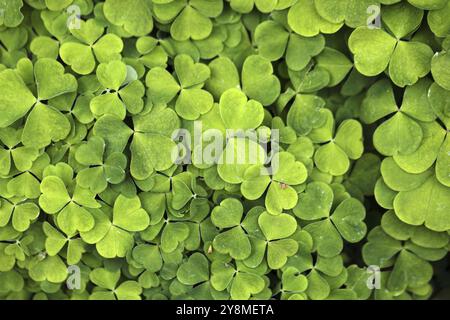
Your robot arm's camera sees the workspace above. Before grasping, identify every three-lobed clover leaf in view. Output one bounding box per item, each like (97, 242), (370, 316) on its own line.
(210, 260), (267, 300)
(0, 127), (39, 176)
(60, 19), (123, 75)
(363, 226), (446, 293)
(255, 211), (299, 269)
(295, 183), (367, 257)
(39, 163), (100, 235)
(349, 2), (433, 87)
(90, 267), (142, 300)
(91, 60), (145, 119)
(16, 58), (78, 149)
(146, 54), (213, 120)
(152, 0), (223, 41)
(130, 105), (180, 180)
(81, 194), (150, 258)
(240, 151), (308, 214)
(75, 136), (127, 194)
(255, 17), (325, 72)
(360, 79), (435, 157)
(43, 222), (86, 265)
(312, 114), (364, 176)
(0, 198), (39, 233)
(0, 0), (449, 302)
(211, 199), (254, 260)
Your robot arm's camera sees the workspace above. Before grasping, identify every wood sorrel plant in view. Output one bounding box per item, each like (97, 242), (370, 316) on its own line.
(0, 0), (449, 300)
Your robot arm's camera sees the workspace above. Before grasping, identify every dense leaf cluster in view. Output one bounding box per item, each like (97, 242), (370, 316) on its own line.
(0, 0), (449, 300)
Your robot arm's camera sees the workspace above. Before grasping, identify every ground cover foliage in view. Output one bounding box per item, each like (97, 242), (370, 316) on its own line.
(0, 0), (449, 300)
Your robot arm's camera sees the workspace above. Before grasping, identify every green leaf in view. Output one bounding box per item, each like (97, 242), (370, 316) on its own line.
(242, 55), (281, 106)
(171, 6), (214, 41)
(373, 112), (423, 156)
(0, 0), (24, 28)
(219, 88), (264, 130)
(103, 0), (153, 36)
(306, 269), (330, 300)
(394, 176), (450, 232)
(287, 95), (327, 135)
(381, 157), (433, 192)
(267, 239), (298, 269)
(22, 103), (71, 149)
(331, 198), (367, 243)
(254, 20), (290, 62)
(431, 50), (450, 91)
(316, 48), (353, 87)
(29, 256), (68, 284)
(90, 268), (120, 291)
(436, 135), (450, 187)
(265, 182), (299, 215)
(34, 58), (78, 100)
(57, 202), (95, 235)
(258, 211), (297, 241)
(96, 225), (134, 258)
(0, 69), (36, 128)
(145, 68), (180, 105)
(304, 219), (343, 257)
(213, 226), (251, 260)
(314, 0), (380, 27)
(294, 182), (334, 220)
(132, 244), (163, 273)
(75, 136), (105, 166)
(273, 152), (308, 185)
(113, 195), (149, 232)
(211, 198), (243, 229)
(314, 142), (350, 176)
(230, 271), (265, 300)
(39, 176), (71, 214)
(177, 253), (210, 285)
(428, 1), (450, 37)
(334, 120), (364, 160)
(175, 54), (211, 88)
(348, 27), (397, 77)
(161, 222), (189, 253)
(130, 133), (177, 180)
(288, 0), (343, 37)
(389, 41), (433, 87)
(217, 137), (267, 184)
(382, 1), (424, 39)
(59, 42), (96, 76)
(360, 79), (398, 124)
(206, 57), (240, 100)
(175, 88), (214, 120)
